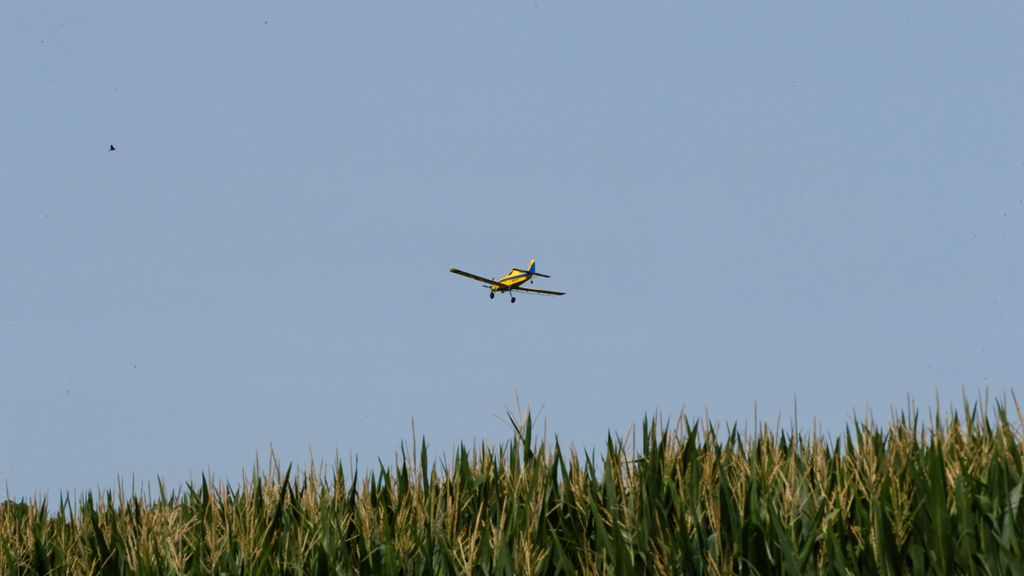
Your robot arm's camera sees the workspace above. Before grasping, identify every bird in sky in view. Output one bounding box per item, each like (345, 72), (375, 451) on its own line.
(109, 145), (116, 151)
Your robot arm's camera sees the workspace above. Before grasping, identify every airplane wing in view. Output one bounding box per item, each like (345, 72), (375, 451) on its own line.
(511, 286), (565, 296)
(450, 268), (499, 286)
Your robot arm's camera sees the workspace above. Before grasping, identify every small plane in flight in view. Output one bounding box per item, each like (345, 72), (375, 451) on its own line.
(450, 259), (565, 303)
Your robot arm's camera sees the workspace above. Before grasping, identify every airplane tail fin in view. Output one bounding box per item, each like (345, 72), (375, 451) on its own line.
(529, 259), (551, 278)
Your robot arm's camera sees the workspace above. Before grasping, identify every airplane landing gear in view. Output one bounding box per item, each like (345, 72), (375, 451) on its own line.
(511, 296), (516, 303)
(489, 292), (495, 300)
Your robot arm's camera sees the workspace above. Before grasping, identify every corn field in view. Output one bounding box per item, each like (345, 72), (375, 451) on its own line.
(3, 399), (1023, 575)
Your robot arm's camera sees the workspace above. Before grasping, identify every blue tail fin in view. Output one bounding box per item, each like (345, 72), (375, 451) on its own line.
(528, 259), (536, 274)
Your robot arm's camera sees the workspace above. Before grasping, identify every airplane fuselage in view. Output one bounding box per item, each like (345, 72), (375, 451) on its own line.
(490, 269), (532, 292)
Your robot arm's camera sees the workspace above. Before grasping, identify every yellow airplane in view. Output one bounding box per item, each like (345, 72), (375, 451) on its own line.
(450, 259), (565, 303)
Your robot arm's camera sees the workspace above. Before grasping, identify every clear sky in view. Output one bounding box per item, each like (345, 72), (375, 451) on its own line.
(2, 3), (1022, 499)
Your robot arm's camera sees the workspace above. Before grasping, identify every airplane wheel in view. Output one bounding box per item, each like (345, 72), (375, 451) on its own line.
(489, 292), (494, 300)
(511, 297), (516, 303)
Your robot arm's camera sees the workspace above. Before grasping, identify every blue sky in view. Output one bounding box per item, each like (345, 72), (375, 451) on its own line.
(2, 3), (1022, 499)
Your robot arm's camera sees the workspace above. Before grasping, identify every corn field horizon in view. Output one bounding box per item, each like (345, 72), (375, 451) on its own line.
(3, 395), (1024, 574)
